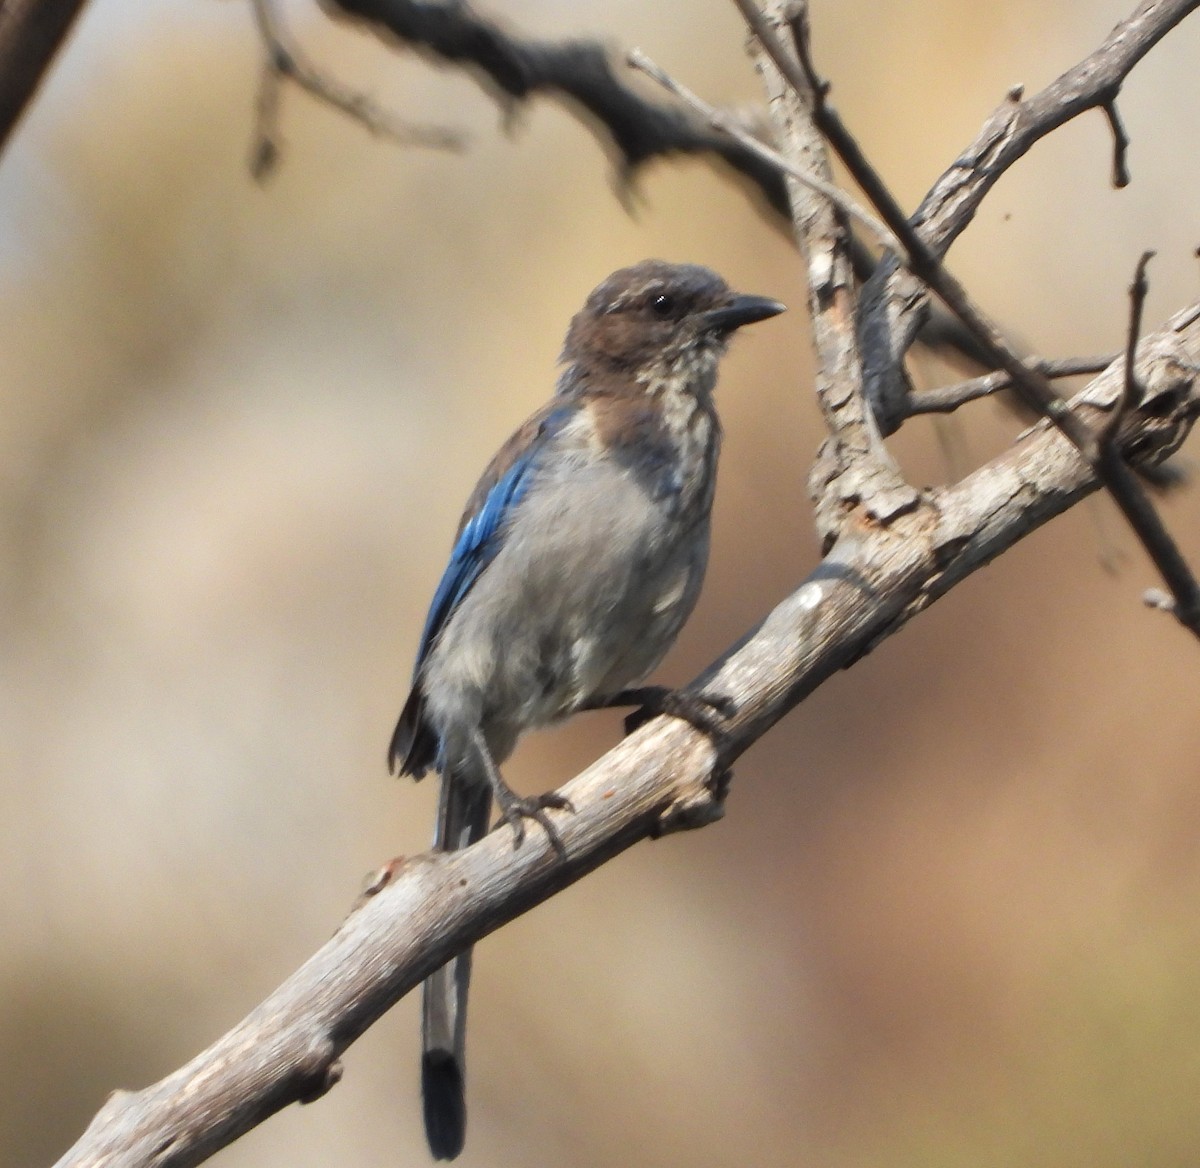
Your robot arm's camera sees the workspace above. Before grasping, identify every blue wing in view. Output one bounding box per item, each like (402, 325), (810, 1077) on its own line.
(391, 399), (577, 775)
(411, 401), (576, 675)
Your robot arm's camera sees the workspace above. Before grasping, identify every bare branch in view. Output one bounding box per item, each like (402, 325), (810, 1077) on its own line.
(745, 0), (917, 546)
(746, 0), (1200, 637)
(920, 0), (1198, 257)
(1103, 98), (1132, 188)
(321, 0), (802, 218)
(908, 356), (1115, 415)
(626, 47), (902, 258)
(862, 0), (1200, 397)
(1108, 249), (1156, 444)
(752, 0), (1096, 445)
(249, 0), (463, 179)
(1090, 253), (1200, 631)
(305, 0), (991, 370)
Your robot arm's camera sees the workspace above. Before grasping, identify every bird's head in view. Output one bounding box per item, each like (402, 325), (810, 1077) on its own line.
(560, 260), (784, 386)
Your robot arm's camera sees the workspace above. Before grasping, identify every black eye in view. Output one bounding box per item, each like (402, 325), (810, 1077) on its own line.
(650, 293), (675, 318)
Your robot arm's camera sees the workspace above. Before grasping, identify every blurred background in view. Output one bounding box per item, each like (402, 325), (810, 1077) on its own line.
(3, 1), (1200, 1164)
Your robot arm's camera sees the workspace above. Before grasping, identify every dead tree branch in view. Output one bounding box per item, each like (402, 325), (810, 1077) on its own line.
(320, 0), (798, 219)
(627, 47), (900, 257)
(248, 0), (463, 179)
(744, 0), (1200, 633)
(304, 0), (987, 367)
(857, 0), (1200, 429)
(908, 356), (1116, 415)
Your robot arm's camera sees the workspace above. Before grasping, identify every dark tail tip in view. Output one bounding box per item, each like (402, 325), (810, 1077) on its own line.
(422, 1049), (466, 1160)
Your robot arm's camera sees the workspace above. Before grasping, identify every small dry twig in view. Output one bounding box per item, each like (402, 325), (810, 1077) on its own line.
(249, 0), (463, 179)
(626, 47), (901, 258)
(1103, 249), (1155, 446)
(1102, 98), (1133, 188)
(909, 356), (1116, 415)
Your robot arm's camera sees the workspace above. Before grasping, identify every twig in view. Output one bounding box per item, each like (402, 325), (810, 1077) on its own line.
(1094, 253), (1200, 630)
(249, 0), (463, 180)
(868, 0), (1199, 300)
(326, 0), (801, 218)
(1102, 250), (1155, 446)
(1098, 453), (1200, 630)
(1103, 99), (1132, 188)
(928, 0), (1198, 257)
(626, 47), (902, 258)
(908, 355), (1115, 415)
(308, 0), (993, 371)
(858, 0), (1198, 428)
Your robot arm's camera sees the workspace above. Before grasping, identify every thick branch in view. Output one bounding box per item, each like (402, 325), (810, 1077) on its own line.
(749, 0), (916, 546)
(54, 308), (1200, 1168)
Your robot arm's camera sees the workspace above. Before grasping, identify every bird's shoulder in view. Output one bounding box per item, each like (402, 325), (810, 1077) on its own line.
(455, 397), (579, 539)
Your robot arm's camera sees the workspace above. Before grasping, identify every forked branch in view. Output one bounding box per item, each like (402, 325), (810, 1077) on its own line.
(743, 0), (1200, 635)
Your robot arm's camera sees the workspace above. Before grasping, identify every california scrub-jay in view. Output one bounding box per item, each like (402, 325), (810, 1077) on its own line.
(390, 259), (784, 1159)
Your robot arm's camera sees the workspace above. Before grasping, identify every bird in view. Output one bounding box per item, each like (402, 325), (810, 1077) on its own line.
(389, 258), (784, 1159)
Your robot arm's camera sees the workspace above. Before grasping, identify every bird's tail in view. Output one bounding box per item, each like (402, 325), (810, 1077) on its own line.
(422, 768), (491, 1161)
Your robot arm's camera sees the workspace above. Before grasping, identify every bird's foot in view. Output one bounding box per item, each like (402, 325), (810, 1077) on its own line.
(492, 785), (574, 858)
(651, 765), (733, 837)
(612, 685), (737, 737)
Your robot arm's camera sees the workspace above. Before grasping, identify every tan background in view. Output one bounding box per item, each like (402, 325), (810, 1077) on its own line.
(3, 1), (1200, 1164)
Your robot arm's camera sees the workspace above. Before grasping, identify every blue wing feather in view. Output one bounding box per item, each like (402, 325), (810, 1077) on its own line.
(411, 402), (576, 674)
(390, 400), (577, 775)
(412, 458), (533, 669)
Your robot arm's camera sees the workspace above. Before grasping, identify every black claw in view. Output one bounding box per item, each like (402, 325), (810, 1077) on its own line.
(493, 791), (570, 858)
(470, 727), (572, 859)
(708, 765), (734, 803)
(621, 687), (737, 737)
(499, 804), (527, 849)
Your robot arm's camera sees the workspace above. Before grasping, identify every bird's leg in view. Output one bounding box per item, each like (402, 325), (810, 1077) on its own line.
(587, 687), (737, 737)
(467, 728), (573, 858)
(592, 689), (737, 824)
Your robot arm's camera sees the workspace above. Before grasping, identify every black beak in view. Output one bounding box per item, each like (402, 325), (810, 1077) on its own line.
(699, 293), (787, 334)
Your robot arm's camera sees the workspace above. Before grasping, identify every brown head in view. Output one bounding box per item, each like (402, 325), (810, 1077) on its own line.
(560, 259), (784, 382)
